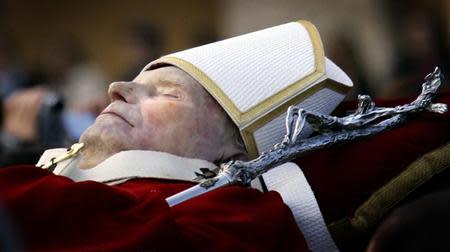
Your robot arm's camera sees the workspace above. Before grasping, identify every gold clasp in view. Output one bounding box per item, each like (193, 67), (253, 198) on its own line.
(39, 143), (85, 169)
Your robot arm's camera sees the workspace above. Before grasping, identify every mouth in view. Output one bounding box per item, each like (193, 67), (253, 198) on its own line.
(99, 111), (134, 127)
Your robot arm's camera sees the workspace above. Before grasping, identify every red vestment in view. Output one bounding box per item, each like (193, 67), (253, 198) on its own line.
(0, 165), (307, 251)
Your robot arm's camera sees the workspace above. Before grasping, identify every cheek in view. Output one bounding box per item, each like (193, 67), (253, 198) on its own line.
(139, 101), (199, 148)
(191, 106), (227, 148)
(141, 101), (196, 127)
(141, 102), (173, 130)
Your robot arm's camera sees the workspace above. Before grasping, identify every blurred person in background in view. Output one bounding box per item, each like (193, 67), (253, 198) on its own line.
(33, 38), (109, 141)
(121, 24), (164, 80)
(327, 34), (371, 100)
(0, 38), (108, 166)
(0, 32), (30, 100)
(367, 188), (450, 252)
(0, 31), (42, 166)
(383, 9), (449, 98)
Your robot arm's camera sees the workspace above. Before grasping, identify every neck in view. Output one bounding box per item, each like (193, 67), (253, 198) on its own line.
(78, 142), (119, 169)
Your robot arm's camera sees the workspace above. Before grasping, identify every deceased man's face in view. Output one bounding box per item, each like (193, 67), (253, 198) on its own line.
(80, 66), (237, 162)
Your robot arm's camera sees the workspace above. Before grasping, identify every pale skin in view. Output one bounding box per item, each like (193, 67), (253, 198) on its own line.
(78, 66), (247, 169)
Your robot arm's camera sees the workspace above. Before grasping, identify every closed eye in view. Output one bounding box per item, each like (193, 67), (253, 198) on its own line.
(156, 84), (183, 100)
(162, 93), (180, 98)
(160, 89), (182, 99)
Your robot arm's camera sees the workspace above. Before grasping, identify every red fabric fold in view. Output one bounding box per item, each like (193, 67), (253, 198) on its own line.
(0, 166), (307, 251)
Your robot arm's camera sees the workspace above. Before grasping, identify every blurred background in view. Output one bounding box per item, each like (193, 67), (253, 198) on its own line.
(0, 0), (449, 165)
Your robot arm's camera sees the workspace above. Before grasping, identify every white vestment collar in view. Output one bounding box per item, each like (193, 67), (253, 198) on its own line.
(36, 148), (217, 185)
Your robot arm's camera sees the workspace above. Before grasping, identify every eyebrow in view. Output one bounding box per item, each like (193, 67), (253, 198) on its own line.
(154, 80), (186, 89)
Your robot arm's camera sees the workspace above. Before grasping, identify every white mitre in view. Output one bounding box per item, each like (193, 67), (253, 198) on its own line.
(142, 20), (353, 158)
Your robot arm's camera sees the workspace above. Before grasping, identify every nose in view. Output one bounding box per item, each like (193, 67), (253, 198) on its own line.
(108, 81), (138, 104)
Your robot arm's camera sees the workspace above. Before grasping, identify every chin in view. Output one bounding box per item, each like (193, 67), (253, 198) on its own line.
(78, 127), (92, 143)
(80, 123), (124, 148)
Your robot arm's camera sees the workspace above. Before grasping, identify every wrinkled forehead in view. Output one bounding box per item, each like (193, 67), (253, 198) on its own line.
(134, 66), (201, 90)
